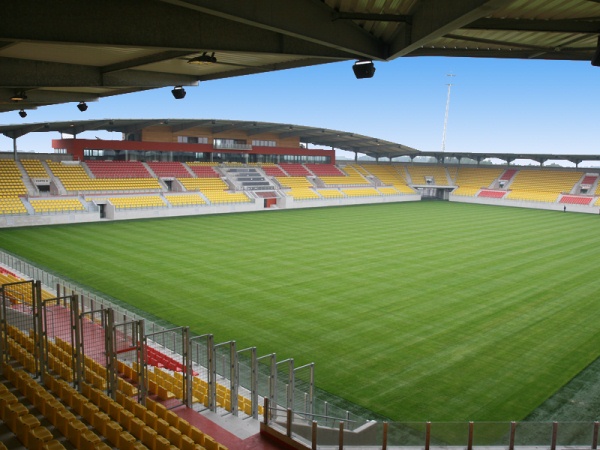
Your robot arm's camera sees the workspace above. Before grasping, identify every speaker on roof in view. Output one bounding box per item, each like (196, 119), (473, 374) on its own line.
(352, 60), (376, 79)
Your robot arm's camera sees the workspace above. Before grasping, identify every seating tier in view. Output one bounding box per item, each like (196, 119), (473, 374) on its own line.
(147, 162), (192, 178)
(86, 160), (152, 178)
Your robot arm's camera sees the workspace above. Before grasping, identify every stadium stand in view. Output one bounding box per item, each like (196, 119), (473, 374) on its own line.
(405, 164), (450, 186)
(29, 198), (85, 213)
(0, 197), (27, 215)
(279, 164), (311, 177)
(363, 164), (416, 194)
(478, 190), (506, 199)
(593, 180), (600, 198)
(0, 284), (231, 450)
(560, 195), (593, 205)
(179, 178), (228, 191)
(185, 163), (220, 178)
(86, 160), (153, 178)
(277, 176), (320, 200)
(0, 160), (27, 197)
(320, 165), (370, 186)
(305, 164), (345, 177)
(3, 158), (600, 220)
(47, 161), (162, 193)
(255, 191), (278, 199)
(341, 187), (381, 197)
(165, 194), (206, 207)
(506, 190), (560, 203)
(202, 191), (251, 204)
(21, 159), (50, 179)
(261, 164), (288, 177)
(147, 162), (192, 178)
(176, 177), (249, 204)
(506, 169), (583, 203)
(451, 166), (504, 197)
(109, 195), (167, 209)
(581, 175), (597, 186)
(499, 168), (518, 181)
(378, 187), (401, 195)
(349, 164), (371, 177)
(316, 189), (344, 198)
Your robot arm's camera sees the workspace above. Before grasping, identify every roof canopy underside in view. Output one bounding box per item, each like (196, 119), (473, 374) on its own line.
(1, 0), (599, 113)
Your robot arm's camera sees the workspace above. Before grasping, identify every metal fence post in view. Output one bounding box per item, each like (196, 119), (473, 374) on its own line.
(468, 421), (474, 450)
(551, 421), (558, 450)
(34, 280), (42, 378)
(105, 308), (117, 400)
(230, 341), (238, 416)
(509, 421), (516, 450)
(287, 408), (293, 437)
(71, 294), (84, 390)
(382, 421), (388, 450)
(34, 280), (44, 380)
(183, 327), (192, 407)
(137, 320), (146, 405)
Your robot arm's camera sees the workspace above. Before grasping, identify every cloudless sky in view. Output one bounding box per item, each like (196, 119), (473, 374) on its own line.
(1, 56), (599, 164)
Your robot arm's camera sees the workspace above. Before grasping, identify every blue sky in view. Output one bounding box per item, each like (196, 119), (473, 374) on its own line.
(1, 56), (599, 163)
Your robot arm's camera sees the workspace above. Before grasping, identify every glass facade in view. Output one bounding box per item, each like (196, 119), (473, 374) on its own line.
(81, 148), (332, 164)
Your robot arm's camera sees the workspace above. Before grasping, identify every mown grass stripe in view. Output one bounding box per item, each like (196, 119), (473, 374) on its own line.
(0, 202), (599, 421)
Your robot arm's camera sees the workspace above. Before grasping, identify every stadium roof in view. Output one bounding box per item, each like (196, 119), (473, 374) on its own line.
(0, 118), (422, 158)
(3, 118), (600, 165)
(2, 0), (600, 113)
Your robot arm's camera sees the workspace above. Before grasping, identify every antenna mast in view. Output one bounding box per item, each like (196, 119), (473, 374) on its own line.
(441, 74), (455, 154)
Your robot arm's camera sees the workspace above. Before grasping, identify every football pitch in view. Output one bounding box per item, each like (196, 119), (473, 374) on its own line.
(1, 201), (600, 422)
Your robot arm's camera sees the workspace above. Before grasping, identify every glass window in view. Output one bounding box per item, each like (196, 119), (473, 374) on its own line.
(251, 140), (276, 147)
(178, 136), (208, 144)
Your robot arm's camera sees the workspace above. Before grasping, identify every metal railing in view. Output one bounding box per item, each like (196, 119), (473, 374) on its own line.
(264, 404), (600, 450)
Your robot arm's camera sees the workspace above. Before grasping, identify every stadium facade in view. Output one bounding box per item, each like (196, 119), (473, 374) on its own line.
(1, 119), (600, 228)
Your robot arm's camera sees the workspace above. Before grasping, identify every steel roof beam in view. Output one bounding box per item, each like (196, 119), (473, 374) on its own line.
(389, 0), (515, 59)
(466, 18), (600, 34)
(170, 120), (214, 133)
(0, 0), (357, 60)
(409, 48), (594, 61)
(157, 0), (386, 60)
(0, 88), (99, 105)
(247, 125), (290, 136)
(0, 57), (199, 88)
(2, 123), (51, 139)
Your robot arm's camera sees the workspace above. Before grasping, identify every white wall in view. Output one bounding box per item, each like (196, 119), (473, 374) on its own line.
(450, 194), (600, 214)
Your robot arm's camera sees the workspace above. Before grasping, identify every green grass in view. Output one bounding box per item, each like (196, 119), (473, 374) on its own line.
(1, 202), (600, 422)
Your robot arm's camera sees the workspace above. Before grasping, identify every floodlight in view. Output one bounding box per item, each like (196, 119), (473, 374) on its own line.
(77, 101), (88, 112)
(188, 52), (217, 65)
(11, 91), (27, 102)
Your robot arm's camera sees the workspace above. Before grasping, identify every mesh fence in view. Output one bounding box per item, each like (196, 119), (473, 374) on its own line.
(3, 252), (600, 450)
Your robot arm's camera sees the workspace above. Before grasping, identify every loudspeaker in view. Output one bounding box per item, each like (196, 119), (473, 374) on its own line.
(352, 60), (376, 79)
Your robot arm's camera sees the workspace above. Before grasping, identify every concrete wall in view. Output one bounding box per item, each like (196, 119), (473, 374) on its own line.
(8, 193), (599, 229)
(450, 194), (600, 214)
(283, 194), (421, 209)
(0, 211), (102, 228)
(0, 194), (422, 228)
